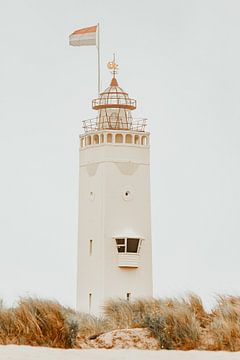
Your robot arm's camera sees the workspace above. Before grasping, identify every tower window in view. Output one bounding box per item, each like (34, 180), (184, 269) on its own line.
(86, 135), (92, 146)
(89, 293), (92, 313)
(107, 133), (113, 143)
(115, 238), (141, 253)
(89, 240), (93, 255)
(141, 136), (147, 146)
(123, 189), (132, 201)
(115, 134), (123, 143)
(127, 293), (131, 301)
(134, 135), (140, 145)
(93, 134), (99, 144)
(125, 134), (132, 144)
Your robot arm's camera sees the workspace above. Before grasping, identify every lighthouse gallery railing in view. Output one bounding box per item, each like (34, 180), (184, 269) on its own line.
(82, 117), (147, 133)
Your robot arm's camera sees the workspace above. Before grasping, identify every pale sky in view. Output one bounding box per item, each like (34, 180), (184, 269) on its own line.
(0, 0), (240, 309)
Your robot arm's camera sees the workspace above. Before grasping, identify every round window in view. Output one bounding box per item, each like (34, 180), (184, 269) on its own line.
(122, 189), (133, 201)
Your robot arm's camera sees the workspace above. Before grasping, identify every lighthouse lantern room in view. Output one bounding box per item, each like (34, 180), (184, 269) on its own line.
(77, 58), (153, 314)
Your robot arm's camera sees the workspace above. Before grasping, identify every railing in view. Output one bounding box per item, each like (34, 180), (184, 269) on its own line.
(82, 117), (147, 133)
(92, 97), (136, 109)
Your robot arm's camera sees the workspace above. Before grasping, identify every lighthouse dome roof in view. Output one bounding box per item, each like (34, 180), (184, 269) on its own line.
(92, 77), (136, 111)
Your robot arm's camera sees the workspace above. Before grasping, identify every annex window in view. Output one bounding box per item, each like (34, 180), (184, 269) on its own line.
(115, 238), (141, 254)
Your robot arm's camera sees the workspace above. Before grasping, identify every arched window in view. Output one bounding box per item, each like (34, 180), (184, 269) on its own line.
(115, 133), (123, 143)
(134, 135), (140, 145)
(86, 136), (92, 146)
(93, 134), (99, 145)
(125, 134), (132, 144)
(107, 133), (113, 143)
(141, 136), (147, 146)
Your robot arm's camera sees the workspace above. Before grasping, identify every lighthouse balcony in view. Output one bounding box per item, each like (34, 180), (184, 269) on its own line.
(82, 117), (147, 133)
(114, 238), (142, 268)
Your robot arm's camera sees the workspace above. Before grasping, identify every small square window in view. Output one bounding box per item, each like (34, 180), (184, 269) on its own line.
(117, 246), (125, 253)
(116, 238), (126, 253)
(116, 239), (125, 245)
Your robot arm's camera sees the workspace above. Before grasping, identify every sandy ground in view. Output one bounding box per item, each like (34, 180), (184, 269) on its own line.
(0, 346), (240, 360)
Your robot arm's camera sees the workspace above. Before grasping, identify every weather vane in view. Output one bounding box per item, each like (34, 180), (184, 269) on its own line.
(107, 53), (119, 77)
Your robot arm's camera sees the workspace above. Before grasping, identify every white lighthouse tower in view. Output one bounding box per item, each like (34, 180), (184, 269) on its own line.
(77, 59), (153, 314)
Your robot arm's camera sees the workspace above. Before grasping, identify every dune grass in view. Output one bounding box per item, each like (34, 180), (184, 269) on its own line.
(103, 295), (206, 349)
(205, 296), (240, 351)
(0, 295), (240, 350)
(0, 298), (109, 348)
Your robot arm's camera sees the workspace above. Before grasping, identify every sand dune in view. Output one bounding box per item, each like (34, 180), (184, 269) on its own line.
(0, 346), (239, 360)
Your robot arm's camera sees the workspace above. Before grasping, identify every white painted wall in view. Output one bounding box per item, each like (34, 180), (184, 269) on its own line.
(77, 131), (153, 314)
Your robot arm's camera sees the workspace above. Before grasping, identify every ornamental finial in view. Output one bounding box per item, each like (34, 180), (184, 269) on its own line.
(107, 53), (118, 78)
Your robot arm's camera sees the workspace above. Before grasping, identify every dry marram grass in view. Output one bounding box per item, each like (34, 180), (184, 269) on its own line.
(1, 295), (240, 351)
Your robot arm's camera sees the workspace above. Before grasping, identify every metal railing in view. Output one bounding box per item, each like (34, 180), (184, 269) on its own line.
(92, 97), (136, 108)
(82, 117), (147, 133)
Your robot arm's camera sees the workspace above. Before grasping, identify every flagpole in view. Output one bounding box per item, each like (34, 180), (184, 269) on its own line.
(97, 23), (100, 95)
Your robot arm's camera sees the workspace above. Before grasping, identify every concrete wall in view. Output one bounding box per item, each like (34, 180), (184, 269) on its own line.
(77, 130), (153, 315)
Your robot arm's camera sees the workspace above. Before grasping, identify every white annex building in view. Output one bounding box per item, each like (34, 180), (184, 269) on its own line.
(77, 62), (153, 314)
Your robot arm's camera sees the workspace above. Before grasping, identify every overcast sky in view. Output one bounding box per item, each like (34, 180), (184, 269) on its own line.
(0, 0), (240, 309)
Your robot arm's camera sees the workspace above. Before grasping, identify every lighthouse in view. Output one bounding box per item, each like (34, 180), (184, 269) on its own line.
(77, 59), (153, 314)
